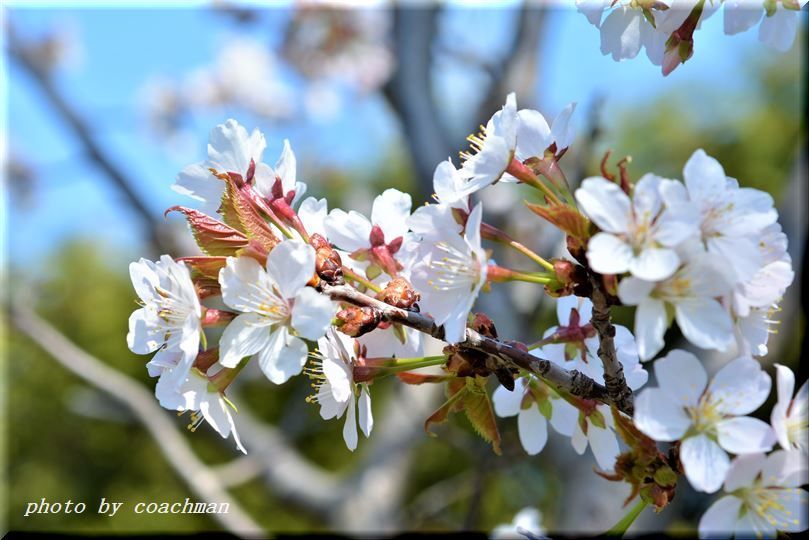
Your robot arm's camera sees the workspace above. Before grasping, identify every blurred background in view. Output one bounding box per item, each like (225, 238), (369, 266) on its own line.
(1, 1), (806, 536)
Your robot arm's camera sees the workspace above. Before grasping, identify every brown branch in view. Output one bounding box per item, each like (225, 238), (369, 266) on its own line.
(588, 275), (635, 415)
(322, 284), (634, 415)
(10, 304), (264, 537)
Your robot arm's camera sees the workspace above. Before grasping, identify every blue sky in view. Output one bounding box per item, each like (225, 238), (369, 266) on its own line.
(3, 4), (784, 268)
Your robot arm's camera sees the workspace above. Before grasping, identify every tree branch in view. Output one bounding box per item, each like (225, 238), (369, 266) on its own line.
(322, 283), (633, 414)
(10, 304), (264, 537)
(588, 275), (635, 415)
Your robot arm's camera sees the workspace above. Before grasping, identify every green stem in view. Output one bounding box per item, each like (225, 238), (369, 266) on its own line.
(507, 240), (555, 271)
(606, 499), (648, 537)
(382, 355), (447, 372)
(504, 271), (552, 285)
(343, 267), (382, 293)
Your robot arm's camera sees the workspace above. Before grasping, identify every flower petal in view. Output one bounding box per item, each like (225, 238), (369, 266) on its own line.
(515, 108), (551, 160)
(709, 356), (771, 415)
(586, 233), (633, 276)
(493, 380), (525, 418)
(266, 239), (316, 299)
(717, 417), (775, 454)
(358, 385), (373, 438)
(291, 287), (335, 341)
(549, 397), (578, 437)
(324, 209), (373, 252)
(371, 188), (412, 242)
(724, 452), (767, 492)
(655, 349), (707, 409)
(588, 422), (620, 471)
(697, 495), (742, 540)
(634, 298), (668, 361)
(257, 328), (308, 384)
(634, 388), (691, 442)
(675, 298), (734, 353)
(517, 405), (548, 456)
(218, 312), (270, 367)
(681, 434), (730, 493)
(343, 397), (358, 451)
(575, 177), (631, 233)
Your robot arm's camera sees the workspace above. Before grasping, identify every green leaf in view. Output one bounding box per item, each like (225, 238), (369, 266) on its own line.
(462, 378), (502, 455)
(424, 378), (466, 435)
(219, 175), (280, 251)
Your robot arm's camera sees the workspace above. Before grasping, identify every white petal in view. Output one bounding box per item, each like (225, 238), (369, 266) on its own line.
(550, 102), (576, 150)
(127, 309), (159, 354)
(734, 507), (777, 539)
(317, 381), (346, 420)
(681, 434), (730, 493)
(675, 298), (734, 352)
(275, 139), (297, 193)
(571, 419), (588, 455)
(515, 108), (551, 160)
(517, 405), (548, 455)
(760, 450), (809, 489)
(322, 354), (352, 403)
(600, 7), (642, 61)
(723, 2), (762, 35)
(586, 233), (632, 276)
(683, 149), (728, 204)
(575, 177), (631, 233)
(709, 356), (771, 416)
(172, 162), (224, 216)
(208, 119), (265, 174)
(493, 381), (525, 418)
(775, 364), (796, 408)
(297, 197), (328, 237)
(655, 349), (707, 408)
(617, 276), (655, 305)
(343, 397), (358, 451)
(432, 159), (467, 207)
(323, 209), (373, 252)
(218, 312), (270, 367)
(266, 240), (316, 299)
(219, 256), (270, 312)
(291, 287), (335, 341)
(358, 385), (373, 438)
(588, 422), (620, 471)
(717, 417), (775, 454)
(258, 328), (308, 385)
(371, 188), (412, 242)
(633, 388), (691, 441)
(698, 495), (742, 540)
(634, 298), (668, 361)
(549, 398), (578, 437)
(629, 247), (680, 281)
(724, 452), (767, 492)
(765, 487), (809, 533)
(759, 8), (797, 52)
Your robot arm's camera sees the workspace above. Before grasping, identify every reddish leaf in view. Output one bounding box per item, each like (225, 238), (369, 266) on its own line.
(396, 372), (451, 385)
(177, 256), (227, 280)
(219, 176), (280, 251)
(424, 378), (467, 435)
(525, 201), (591, 241)
(167, 206), (249, 256)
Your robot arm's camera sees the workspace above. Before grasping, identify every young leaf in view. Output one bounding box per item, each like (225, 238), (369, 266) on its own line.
(462, 377), (502, 455)
(167, 206), (249, 256)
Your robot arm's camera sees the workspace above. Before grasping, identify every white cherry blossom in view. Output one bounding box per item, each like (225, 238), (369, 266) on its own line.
(734, 304), (779, 357)
(698, 450), (808, 539)
(572, 404), (621, 472)
(324, 188), (413, 277)
(724, 0), (808, 52)
(538, 296), (648, 390)
(771, 364), (808, 454)
(618, 253), (734, 361)
(457, 92), (518, 197)
(634, 351), (775, 493)
(127, 255), (202, 391)
(576, 173), (697, 281)
(493, 375), (579, 456)
(155, 365), (246, 454)
(411, 203), (488, 344)
(660, 149), (777, 284)
(252, 138), (307, 202)
(311, 328), (373, 451)
(173, 119), (267, 216)
(218, 240), (335, 384)
(491, 507), (545, 539)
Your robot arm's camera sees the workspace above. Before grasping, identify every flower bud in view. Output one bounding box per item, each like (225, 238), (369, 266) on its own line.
(335, 305), (381, 337)
(471, 312), (497, 339)
(310, 233), (344, 285)
(376, 277), (420, 310)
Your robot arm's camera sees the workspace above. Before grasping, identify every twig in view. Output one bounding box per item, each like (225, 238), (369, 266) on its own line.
(322, 284), (632, 415)
(10, 304), (265, 538)
(588, 275), (634, 415)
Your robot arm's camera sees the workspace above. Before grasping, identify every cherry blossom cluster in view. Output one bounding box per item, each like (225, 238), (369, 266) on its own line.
(127, 92), (804, 536)
(578, 0), (807, 75)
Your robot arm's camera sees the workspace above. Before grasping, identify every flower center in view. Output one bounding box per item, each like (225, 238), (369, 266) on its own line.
(688, 394), (723, 435)
(426, 241), (480, 292)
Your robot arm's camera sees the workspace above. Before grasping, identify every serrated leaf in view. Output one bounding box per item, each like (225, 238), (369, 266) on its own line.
(462, 377), (502, 455)
(525, 201), (591, 241)
(167, 206), (249, 256)
(424, 379), (466, 435)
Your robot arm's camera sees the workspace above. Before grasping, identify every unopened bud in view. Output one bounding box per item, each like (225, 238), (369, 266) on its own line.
(310, 233), (344, 284)
(376, 277), (420, 310)
(336, 305), (380, 337)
